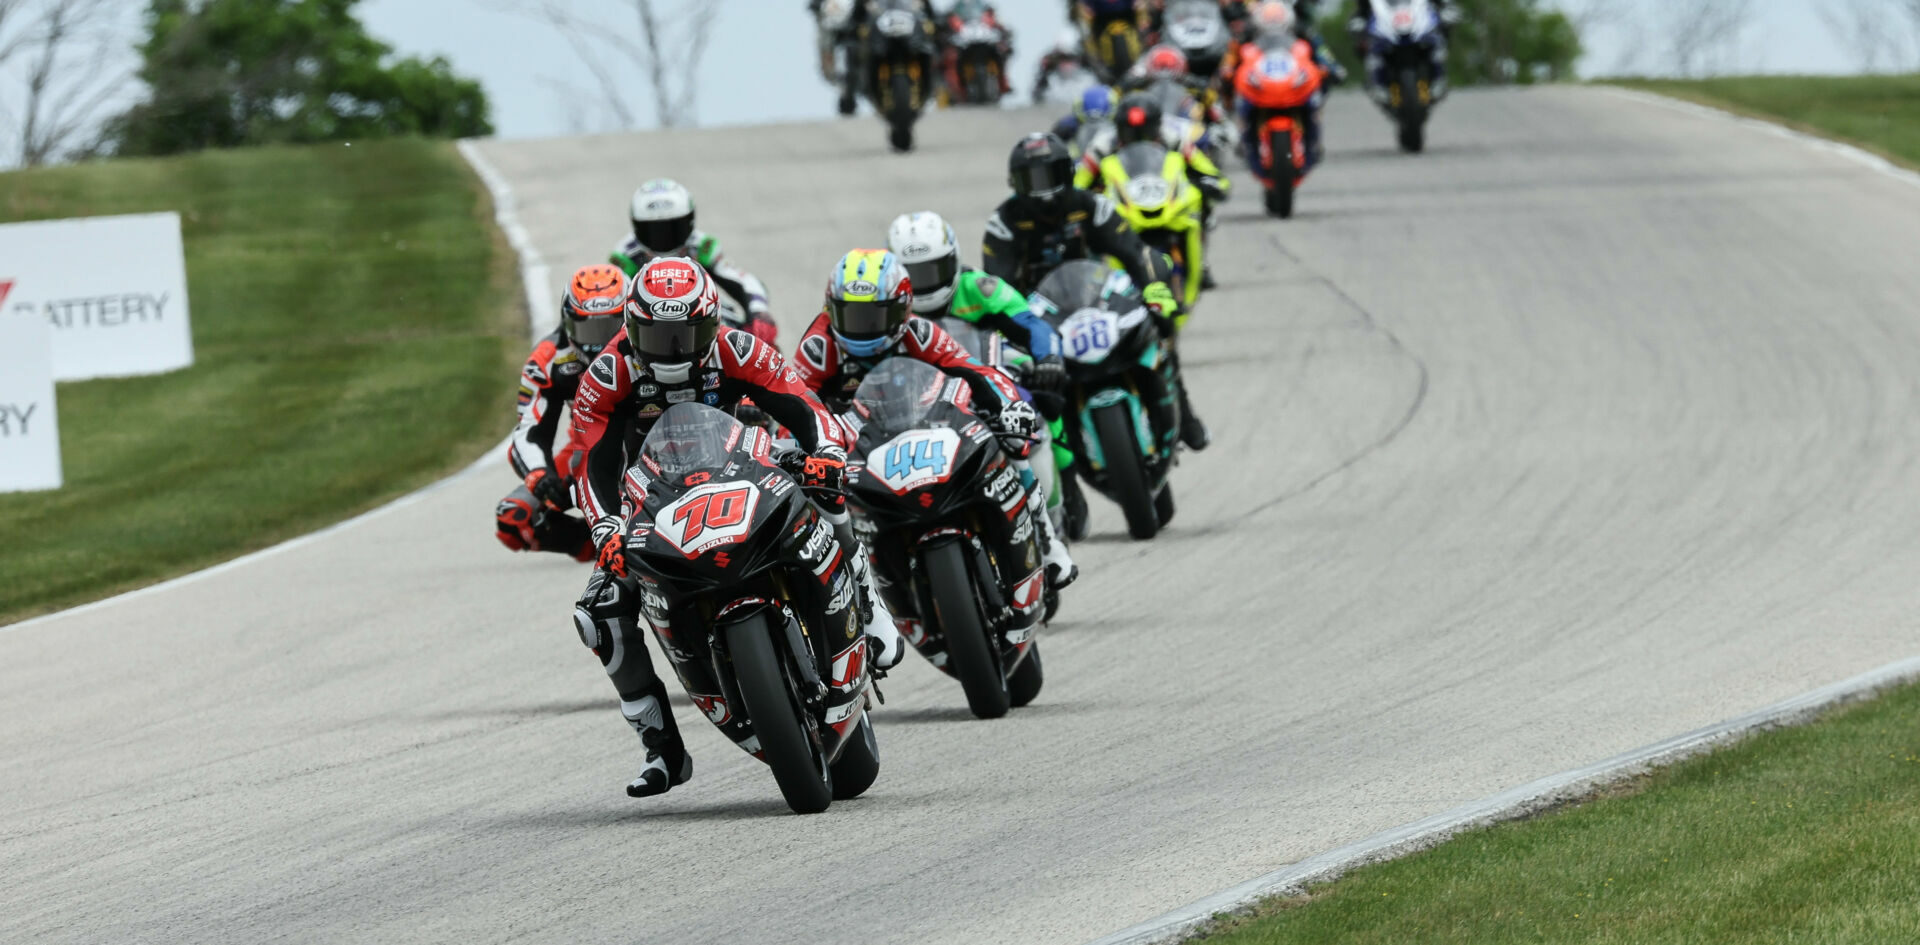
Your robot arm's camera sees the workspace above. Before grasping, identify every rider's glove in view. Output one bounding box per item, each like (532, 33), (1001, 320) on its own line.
(525, 467), (569, 510)
(590, 514), (623, 556)
(1027, 354), (1068, 393)
(800, 445), (850, 515)
(991, 401), (1040, 456)
(1198, 178), (1229, 204)
(1142, 281), (1181, 325)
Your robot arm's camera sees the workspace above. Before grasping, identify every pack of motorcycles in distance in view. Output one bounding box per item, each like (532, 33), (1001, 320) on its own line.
(815, 0), (1452, 176)
(491, 1), (1457, 816)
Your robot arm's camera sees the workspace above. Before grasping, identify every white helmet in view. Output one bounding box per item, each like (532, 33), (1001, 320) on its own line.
(886, 211), (961, 315)
(629, 179), (695, 254)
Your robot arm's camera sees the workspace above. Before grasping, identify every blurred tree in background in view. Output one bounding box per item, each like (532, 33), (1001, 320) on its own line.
(1317, 0), (1581, 85)
(107, 0), (491, 156)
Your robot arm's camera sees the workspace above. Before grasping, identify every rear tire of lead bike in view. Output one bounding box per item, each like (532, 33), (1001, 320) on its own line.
(1008, 644), (1043, 708)
(725, 613), (834, 814)
(1092, 403), (1160, 540)
(829, 714), (880, 800)
(925, 541), (1010, 719)
(1262, 129), (1297, 219)
(1396, 70), (1426, 153)
(888, 71), (917, 152)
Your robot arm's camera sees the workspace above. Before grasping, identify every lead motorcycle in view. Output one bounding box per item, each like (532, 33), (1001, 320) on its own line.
(845, 358), (1047, 718)
(859, 0), (939, 151)
(616, 403), (880, 814)
(1029, 261), (1183, 540)
(1359, 0), (1448, 153)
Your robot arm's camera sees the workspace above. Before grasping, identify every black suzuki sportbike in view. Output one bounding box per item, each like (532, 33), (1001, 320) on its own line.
(860, 0), (939, 152)
(618, 403), (880, 814)
(844, 358), (1046, 718)
(1029, 260), (1183, 540)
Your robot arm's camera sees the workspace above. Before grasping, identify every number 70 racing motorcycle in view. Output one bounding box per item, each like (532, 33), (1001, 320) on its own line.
(844, 358), (1048, 719)
(609, 403), (881, 814)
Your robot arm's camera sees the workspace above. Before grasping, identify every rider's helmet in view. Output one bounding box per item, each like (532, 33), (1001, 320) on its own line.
(1075, 85), (1118, 126)
(562, 264), (628, 358)
(825, 249), (913, 359)
(1138, 44), (1190, 80)
(628, 179), (696, 255)
(625, 256), (722, 384)
(1115, 92), (1164, 147)
(1248, 0), (1297, 39)
(886, 211), (962, 315)
(1008, 133), (1075, 203)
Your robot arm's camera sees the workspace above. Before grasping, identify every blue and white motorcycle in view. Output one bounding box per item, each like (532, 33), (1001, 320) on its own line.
(1357, 0), (1450, 153)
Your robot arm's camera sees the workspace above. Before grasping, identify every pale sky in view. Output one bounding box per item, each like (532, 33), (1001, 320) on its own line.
(0, 0), (1887, 166)
(355, 0), (1869, 141)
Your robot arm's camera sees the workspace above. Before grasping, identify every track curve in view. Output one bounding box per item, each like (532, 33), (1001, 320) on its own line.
(6, 87), (1920, 945)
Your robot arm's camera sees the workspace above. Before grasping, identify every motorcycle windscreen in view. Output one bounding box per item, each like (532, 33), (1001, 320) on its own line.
(635, 403), (747, 491)
(1165, 0), (1226, 54)
(1144, 78), (1198, 123)
(852, 357), (953, 439)
(1116, 141), (1177, 210)
(941, 320), (1005, 368)
(1031, 260), (1115, 327)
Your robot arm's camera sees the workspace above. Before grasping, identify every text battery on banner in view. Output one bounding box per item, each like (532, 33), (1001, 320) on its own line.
(0, 211), (193, 381)
(0, 311), (63, 492)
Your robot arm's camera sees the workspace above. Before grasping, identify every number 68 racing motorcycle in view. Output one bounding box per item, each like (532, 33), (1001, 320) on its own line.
(1031, 260), (1185, 540)
(844, 358), (1048, 719)
(610, 403), (880, 814)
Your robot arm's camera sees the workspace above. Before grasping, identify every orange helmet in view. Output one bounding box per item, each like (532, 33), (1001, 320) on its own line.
(1140, 44), (1189, 79)
(562, 264), (628, 357)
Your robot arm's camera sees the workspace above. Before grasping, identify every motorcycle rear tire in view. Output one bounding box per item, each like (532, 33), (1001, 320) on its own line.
(925, 540), (1010, 718)
(1092, 402), (1160, 540)
(888, 71), (917, 152)
(1008, 644), (1043, 708)
(725, 613), (834, 814)
(1396, 69), (1426, 153)
(1155, 484), (1175, 526)
(829, 714), (881, 800)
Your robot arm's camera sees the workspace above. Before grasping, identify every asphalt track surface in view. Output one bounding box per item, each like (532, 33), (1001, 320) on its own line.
(7, 88), (1920, 945)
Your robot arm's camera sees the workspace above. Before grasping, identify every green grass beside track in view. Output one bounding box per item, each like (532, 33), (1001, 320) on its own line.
(0, 139), (523, 625)
(1192, 78), (1920, 944)
(1196, 681), (1920, 944)
(1609, 74), (1920, 170)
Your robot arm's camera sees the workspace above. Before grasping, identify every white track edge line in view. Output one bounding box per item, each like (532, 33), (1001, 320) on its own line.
(1082, 88), (1920, 945)
(4, 139), (546, 634)
(1085, 654), (1920, 945)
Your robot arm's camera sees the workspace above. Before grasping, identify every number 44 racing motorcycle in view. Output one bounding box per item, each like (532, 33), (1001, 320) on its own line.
(845, 358), (1048, 719)
(1032, 261), (1185, 540)
(611, 403), (880, 814)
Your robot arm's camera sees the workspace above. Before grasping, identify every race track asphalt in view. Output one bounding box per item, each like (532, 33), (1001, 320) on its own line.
(7, 87), (1920, 945)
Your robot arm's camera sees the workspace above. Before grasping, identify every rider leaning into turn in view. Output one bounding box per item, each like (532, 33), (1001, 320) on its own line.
(568, 256), (905, 799)
(493, 264), (628, 563)
(888, 210), (1085, 536)
(611, 178), (780, 345)
(789, 248), (1080, 588)
(982, 132), (1210, 451)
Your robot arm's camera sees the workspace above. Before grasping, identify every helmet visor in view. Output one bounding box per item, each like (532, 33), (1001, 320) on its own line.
(634, 215), (695, 253)
(626, 312), (718, 363)
(1012, 159), (1072, 198)
(829, 296), (908, 341)
(903, 254), (959, 297)
(566, 311), (623, 353)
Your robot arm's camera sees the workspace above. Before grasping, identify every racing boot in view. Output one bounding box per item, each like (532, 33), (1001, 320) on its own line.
(1176, 378), (1211, 452)
(621, 678), (692, 798)
(853, 549), (906, 671)
(1028, 480), (1078, 590)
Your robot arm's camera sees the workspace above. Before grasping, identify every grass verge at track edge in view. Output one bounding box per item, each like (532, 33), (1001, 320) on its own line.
(3, 140), (542, 633)
(1082, 87), (1920, 945)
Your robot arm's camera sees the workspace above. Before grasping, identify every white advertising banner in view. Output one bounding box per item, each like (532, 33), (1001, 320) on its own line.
(0, 311), (63, 492)
(0, 212), (193, 381)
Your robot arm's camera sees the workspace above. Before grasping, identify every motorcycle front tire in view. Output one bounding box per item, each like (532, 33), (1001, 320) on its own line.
(925, 540), (1010, 718)
(725, 613), (834, 814)
(1092, 402), (1160, 540)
